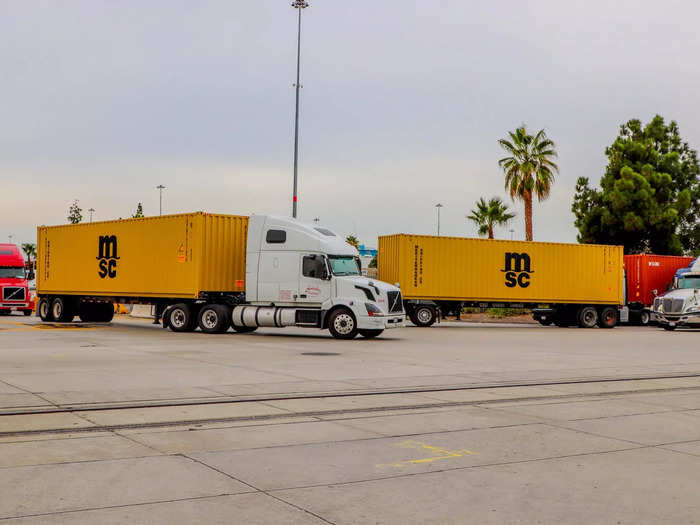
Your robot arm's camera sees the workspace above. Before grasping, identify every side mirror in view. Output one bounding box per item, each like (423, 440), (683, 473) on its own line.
(652, 289), (658, 296)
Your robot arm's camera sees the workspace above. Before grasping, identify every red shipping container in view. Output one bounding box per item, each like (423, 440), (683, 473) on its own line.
(624, 254), (694, 307)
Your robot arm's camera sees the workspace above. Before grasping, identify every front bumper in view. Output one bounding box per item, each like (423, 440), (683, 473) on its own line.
(0, 303), (31, 312)
(358, 313), (405, 330)
(658, 310), (700, 327)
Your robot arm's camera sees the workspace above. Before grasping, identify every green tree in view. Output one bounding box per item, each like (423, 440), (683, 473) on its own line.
(572, 116), (700, 254)
(67, 200), (82, 224)
(368, 256), (377, 268)
(466, 197), (516, 239)
(21, 243), (36, 270)
(498, 126), (558, 241)
(132, 202), (144, 218)
(346, 235), (359, 249)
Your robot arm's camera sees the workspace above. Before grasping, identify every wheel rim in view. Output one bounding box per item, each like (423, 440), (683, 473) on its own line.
(640, 312), (649, 324)
(333, 313), (354, 335)
(40, 301), (49, 318)
(171, 309), (186, 328)
(201, 309), (218, 330)
(52, 302), (62, 319)
(583, 309), (596, 326)
(603, 311), (615, 324)
(416, 308), (432, 323)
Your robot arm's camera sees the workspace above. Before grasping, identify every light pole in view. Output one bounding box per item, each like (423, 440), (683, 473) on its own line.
(156, 185), (165, 215)
(509, 229), (514, 240)
(291, 0), (309, 218)
(88, 208), (95, 223)
(8, 234), (12, 244)
(435, 203), (443, 236)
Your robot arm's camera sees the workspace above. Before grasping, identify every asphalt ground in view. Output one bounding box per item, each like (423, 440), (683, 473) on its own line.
(1, 314), (700, 523)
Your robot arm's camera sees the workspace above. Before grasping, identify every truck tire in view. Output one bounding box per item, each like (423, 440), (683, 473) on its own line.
(198, 304), (230, 334)
(359, 329), (384, 339)
(167, 303), (196, 332)
(38, 298), (53, 322)
(639, 310), (650, 326)
(328, 307), (358, 339)
(597, 307), (618, 328)
(97, 303), (114, 323)
(232, 325), (258, 333)
(51, 297), (74, 323)
(538, 318), (553, 326)
(23, 310), (32, 316)
(577, 306), (598, 328)
(409, 305), (436, 327)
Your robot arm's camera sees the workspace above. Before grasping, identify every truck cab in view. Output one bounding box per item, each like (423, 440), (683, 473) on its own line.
(238, 215), (405, 338)
(654, 260), (700, 330)
(0, 244), (33, 316)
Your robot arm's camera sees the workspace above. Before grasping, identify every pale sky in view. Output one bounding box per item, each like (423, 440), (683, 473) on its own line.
(3, 0), (700, 249)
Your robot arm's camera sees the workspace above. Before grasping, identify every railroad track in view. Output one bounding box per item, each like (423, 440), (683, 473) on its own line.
(2, 372), (700, 438)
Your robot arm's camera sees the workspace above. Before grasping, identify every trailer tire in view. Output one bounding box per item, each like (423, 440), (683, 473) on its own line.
(409, 305), (436, 327)
(577, 306), (598, 328)
(597, 306), (618, 328)
(328, 307), (358, 339)
(38, 298), (54, 322)
(198, 304), (230, 334)
(168, 303), (195, 332)
(359, 329), (384, 339)
(51, 297), (74, 323)
(97, 302), (114, 323)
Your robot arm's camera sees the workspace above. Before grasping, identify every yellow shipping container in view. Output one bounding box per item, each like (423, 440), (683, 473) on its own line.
(378, 234), (624, 305)
(37, 212), (248, 299)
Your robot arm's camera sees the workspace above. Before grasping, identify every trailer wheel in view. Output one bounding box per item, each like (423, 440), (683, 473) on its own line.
(577, 306), (598, 328)
(328, 307), (358, 339)
(168, 303), (195, 332)
(359, 329), (384, 339)
(410, 305), (436, 327)
(38, 298), (54, 322)
(51, 297), (74, 323)
(597, 307), (618, 328)
(97, 302), (114, 323)
(198, 304), (230, 334)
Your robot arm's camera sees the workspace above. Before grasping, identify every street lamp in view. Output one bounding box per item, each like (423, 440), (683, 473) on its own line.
(156, 185), (166, 215)
(88, 208), (95, 223)
(291, 0), (309, 218)
(435, 203), (444, 236)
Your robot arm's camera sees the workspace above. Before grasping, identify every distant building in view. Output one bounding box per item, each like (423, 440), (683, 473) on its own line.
(358, 244), (377, 257)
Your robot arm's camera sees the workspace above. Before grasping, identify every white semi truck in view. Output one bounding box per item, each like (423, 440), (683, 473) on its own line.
(36, 213), (405, 339)
(654, 259), (700, 330)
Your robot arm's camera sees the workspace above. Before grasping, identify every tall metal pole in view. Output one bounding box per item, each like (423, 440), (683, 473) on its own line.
(156, 185), (165, 215)
(88, 208), (95, 223)
(435, 203), (443, 236)
(292, 1), (308, 218)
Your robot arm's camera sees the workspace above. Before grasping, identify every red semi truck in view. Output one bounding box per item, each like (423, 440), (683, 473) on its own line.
(0, 244), (33, 316)
(624, 254), (694, 324)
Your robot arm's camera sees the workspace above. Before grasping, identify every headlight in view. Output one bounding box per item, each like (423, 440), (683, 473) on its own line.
(365, 303), (384, 316)
(686, 306), (700, 313)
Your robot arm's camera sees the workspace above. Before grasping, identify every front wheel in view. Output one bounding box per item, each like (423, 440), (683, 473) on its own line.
(328, 308), (358, 339)
(23, 310), (32, 317)
(359, 329), (384, 339)
(639, 310), (650, 326)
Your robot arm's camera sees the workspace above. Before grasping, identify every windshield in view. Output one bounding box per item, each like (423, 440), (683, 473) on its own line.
(678, 276), (700, 289)
(0, 267), (25, 279)
(328, 255), (361, 276)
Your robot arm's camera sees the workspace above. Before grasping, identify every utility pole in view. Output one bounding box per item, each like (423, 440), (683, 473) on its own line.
(435, 203), (443, 236)
(88, 208), (95, 223)
(156, 185), (166, 215)
(291, 0), (309, 218)
(8, 234), (12, 244)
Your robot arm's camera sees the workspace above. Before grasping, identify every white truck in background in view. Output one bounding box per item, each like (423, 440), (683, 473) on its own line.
(654, 260), (700, 330)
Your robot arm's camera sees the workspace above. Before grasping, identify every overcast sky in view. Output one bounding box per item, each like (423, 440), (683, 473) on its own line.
(3, 0), (700, 249)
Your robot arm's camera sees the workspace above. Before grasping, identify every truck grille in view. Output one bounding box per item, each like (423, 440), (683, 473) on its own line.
(663, 298), (685, 313)
(653, 297), (662, 312)
(2, 287), (25, 301)
(387, 291), (403, 313)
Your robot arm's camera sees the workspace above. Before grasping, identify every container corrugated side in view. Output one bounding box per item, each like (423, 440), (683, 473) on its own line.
(379, 234), (623, 305)
(38, 212), (247, 299)
(624, 254), (694, 306)
(198, 214), (248, 293)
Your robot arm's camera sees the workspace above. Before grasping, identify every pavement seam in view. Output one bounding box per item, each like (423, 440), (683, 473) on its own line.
(0, 493), (259, 521)
(184, 454), (338, 525)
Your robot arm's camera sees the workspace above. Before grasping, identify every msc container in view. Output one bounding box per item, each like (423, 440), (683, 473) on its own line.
(624, 254), (694, 308)
(378, 234), (624, 328)
(38, 212), (248, 300)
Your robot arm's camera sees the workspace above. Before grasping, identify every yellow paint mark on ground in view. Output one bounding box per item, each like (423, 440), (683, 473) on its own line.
(377, 439), (479, 469)
(0, 322), (97, 332)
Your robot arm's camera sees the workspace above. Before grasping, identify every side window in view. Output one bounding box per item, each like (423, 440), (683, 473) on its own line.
(303, 255), (325, 279)
(266, 229), (286, 244)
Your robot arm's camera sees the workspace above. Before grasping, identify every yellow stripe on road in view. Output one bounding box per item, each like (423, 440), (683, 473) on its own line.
(377, 439), (479, 469)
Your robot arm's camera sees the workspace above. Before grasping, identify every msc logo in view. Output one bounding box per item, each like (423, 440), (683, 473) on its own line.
(501, 252), (533, 288)
(96, 235), (119, 279)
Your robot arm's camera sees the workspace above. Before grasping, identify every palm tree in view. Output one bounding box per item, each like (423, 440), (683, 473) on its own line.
(467, 197), (516, 239)
(498, 126), (558, 241)
(21, 243), (36, 270)
(345, 235), (359, 249)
